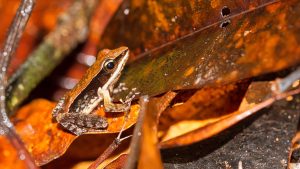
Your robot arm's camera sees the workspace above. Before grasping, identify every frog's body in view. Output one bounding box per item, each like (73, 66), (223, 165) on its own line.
(52, 47), (130, 135)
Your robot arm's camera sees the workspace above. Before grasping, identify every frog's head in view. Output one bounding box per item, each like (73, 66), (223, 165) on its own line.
(99, 47), (129, 90)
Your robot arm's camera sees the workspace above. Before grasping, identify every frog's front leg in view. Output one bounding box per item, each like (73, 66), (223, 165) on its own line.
(56, 113), (108, 135)
(98, 88), (131, 112)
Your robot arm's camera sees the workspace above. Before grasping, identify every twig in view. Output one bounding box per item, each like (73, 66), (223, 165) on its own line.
(275, 66), (300, 92)
(87, 139), (122, 169)
(4, 123), (37, 169)
(124, 96), (149, 169)
(88, 111), (132, 169)
(0, 0), (35, 127)
(87, 134), (131, 169)
(0, 0), (38, 168)
(0, 0), (35, 71)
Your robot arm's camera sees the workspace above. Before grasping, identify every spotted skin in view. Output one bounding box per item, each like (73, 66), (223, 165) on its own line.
(59, 113), (108, 135)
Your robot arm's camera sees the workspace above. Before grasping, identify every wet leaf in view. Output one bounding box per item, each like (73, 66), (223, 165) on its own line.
(83, 0), (123, 55)
(11, 99), (138, 165)
(45, 134), (130, 169)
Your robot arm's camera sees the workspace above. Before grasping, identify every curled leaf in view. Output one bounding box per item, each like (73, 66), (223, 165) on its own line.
(158, 82), (248, 141)
(160, 81), (300, 148)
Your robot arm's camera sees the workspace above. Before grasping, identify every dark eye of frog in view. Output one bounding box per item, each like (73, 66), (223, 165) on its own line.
(104, 59), (116, 72)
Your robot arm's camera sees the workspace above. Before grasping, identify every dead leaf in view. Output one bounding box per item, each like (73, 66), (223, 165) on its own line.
(158, 82), (248, 141)
(12, 99), (138, 165)
(12, 99), (75, 166)
(160, 81), (300, 148)
(138, 93), (176, 169)
(125, 93), (176, 169)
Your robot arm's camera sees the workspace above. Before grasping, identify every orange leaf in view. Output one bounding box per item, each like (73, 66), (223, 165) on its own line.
(12, 99), (139, 165)
(0, 136), (28, 169)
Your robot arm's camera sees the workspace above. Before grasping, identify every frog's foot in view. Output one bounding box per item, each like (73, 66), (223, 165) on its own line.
(113, 83), (128, 94)
(52, 96), (66, 117)
(117, 89), (139, 113)
(120, 87), (140, 104)
(57, 113), (108, 135)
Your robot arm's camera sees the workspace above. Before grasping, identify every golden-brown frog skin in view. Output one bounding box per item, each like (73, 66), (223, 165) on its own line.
(52, 47), (130, 135)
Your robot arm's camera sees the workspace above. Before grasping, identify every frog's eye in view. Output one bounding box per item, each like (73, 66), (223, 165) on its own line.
(104, 59), (116, 72)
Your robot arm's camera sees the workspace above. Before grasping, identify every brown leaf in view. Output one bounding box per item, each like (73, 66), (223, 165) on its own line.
(125, 93), (176, 169)
(67, 135), (129, 169)
(100, 0), (300, 101)
(158, 82), (248, 141)
(138, 93), (176, 169)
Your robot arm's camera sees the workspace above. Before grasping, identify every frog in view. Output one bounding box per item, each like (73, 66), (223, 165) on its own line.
(52, 47), (131, 135)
